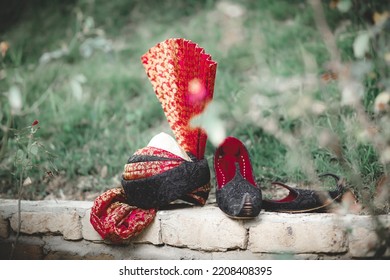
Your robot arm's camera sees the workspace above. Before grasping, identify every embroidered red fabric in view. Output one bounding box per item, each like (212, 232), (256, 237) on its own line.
(90, 188), (156, 243)
(142, 38), (217, 159)
(123, 146), (183, 180)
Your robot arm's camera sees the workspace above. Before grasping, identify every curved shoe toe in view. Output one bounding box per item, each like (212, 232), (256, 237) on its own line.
(216, 176), (262, 219)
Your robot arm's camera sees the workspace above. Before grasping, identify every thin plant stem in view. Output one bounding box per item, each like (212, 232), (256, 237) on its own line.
(0, 114), (12, 161)
(10, 167), (24, 259)
(308, 0), (341, 64)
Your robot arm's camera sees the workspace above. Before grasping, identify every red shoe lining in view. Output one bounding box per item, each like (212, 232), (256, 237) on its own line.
(214, 137), (256, 189)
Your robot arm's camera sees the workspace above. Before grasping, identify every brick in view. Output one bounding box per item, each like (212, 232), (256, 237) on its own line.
(10, 211), (82, 240)
(0, 199), (92, 217)
(133, 217), (162, 245)
(0, 200), (18, 219)
(12, 243), (44, 260)
(0, 235), (44, 260)
(43, 236), (212, 260)
(43, 236), (110, 259)
(0, 242), (44, 260)
(81, 209), (103, 242)
(0, 216), (9, 239)
(248, 213), (348, 254)
(45, 252), (115, 260)
(2, 199), (390, 259)
(160, 205), (247, 251)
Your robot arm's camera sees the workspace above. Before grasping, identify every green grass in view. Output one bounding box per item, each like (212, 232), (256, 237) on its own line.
(0, 0), (388, 210)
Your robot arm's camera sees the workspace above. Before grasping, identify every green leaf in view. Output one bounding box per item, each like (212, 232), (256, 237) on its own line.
(16, 149), (25, 162)
(30, 143), (39, 156)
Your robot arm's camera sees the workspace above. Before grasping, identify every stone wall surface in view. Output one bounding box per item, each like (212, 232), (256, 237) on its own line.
(0, 199), (389, 260)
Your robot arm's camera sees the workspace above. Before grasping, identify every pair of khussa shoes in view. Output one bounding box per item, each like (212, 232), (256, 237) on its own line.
(214, 137), (344, 219)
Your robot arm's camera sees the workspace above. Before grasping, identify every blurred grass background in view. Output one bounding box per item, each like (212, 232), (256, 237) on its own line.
(0, 0), (389, 212)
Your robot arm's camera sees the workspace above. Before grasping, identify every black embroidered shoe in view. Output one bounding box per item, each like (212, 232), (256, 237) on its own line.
(262, 173), (345, 213)
(214, 137), (262, 219)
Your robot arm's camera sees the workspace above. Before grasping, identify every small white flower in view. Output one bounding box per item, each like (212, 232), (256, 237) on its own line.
(374, 91), (390, 114)
(8, 85), (23, 114)
(341, 81), (364, 106)
(380, 147), (390, 164)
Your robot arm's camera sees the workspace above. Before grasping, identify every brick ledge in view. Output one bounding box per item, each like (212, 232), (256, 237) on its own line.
(0, 199), (389, 259)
